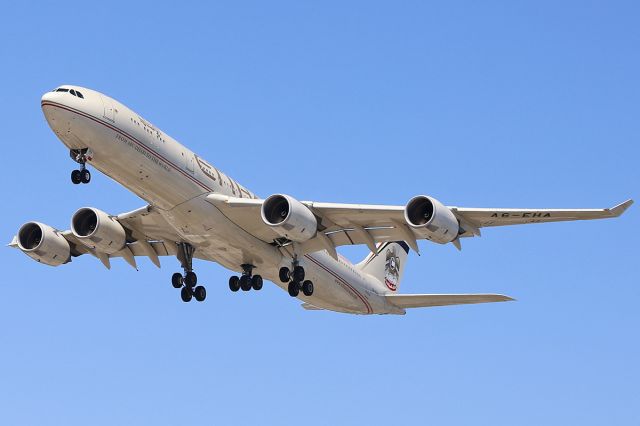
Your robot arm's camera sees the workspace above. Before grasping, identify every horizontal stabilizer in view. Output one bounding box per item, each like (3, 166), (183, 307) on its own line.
(385, 293), (514, 309)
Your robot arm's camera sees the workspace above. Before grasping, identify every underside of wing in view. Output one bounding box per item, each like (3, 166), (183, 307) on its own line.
(116, 205), (181, 241)
(80, 205), (182, 269)
(205, 193), (634, 257)
(452, 199), (634, 228)
(385, 294), (515, 309)
(206, 193), (415, 255)
(10, 205), (182, 270)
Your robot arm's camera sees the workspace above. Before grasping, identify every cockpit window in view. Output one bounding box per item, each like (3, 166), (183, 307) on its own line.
(55, 87), (84, 99)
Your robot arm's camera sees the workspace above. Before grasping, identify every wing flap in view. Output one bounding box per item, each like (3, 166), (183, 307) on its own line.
(385, 293), (514, 309)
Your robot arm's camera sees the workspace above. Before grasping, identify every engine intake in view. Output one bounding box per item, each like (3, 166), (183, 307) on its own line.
(17, 222), (70, 266)
(404, 195), (459, 244)
(261, 194), (317, 242)
(71, 207), (127, 254)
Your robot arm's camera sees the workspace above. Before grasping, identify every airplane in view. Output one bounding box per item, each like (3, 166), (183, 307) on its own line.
(8, 85), (633, 315)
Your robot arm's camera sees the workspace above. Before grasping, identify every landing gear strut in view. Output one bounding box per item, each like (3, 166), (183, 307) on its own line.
(229, 264), (263, 293)
(279, 259), (313, 297)
(171, 242), (206, 302)
(70, 149), (91, 184)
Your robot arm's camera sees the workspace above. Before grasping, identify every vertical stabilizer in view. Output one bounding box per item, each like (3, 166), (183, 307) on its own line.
(356, 241), (409, 293)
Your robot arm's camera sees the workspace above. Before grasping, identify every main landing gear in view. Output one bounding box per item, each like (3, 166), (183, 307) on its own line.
(171, 242), (206, 303)
(70, 149), (91, 184)
(279, 261), (314, 297)
(229, 264), (263, 293)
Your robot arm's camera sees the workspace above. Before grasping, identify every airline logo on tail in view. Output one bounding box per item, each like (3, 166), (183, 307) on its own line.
(384, 247), (401, 291)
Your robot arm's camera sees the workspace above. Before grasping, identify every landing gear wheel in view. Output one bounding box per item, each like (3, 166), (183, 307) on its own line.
(251, 275), (263, 291)
(302, 280), (314, 296)
(288, 281), (300, 297)
(80, 169), (91, 184)
(194, 286), (206, 302)
(229, 276), (240, 292)
(293, 265), (305, 282)
(71, 170), (81, 184)
(240, 275), (252, 291)
(279, 267), (290, 283)
(180, 286), (193, 302)
(184, 271), (197, 287)
(171, 272), (183, 289)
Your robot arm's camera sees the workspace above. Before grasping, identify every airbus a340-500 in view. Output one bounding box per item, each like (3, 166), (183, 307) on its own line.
(9, 86), (633, 314)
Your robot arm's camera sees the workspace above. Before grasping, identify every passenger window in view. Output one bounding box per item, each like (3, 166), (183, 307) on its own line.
(76, 91), (84, 99)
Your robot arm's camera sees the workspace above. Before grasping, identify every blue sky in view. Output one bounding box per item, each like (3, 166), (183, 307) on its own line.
(0, 1), (638, 424)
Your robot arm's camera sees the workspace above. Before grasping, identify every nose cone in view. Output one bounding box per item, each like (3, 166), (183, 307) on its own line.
(41, 91), (56, 104)
(41, 89), (67, 112)
(41, 90), (66, 132)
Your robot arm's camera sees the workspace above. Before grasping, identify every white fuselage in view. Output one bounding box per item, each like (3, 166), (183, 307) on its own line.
(41, 86), (401, 315)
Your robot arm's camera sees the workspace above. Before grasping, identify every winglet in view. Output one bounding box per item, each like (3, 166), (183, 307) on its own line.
(609, 199), (634, 217)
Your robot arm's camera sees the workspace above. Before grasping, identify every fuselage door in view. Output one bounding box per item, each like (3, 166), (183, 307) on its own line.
(100, 95), (115, 123)
(185, 153), (195, 174)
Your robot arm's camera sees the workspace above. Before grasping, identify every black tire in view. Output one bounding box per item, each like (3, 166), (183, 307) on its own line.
(288, 281), (300, 297)
(251, 275), (263, 291)
(180, 286), (193, 302)
(184, 271), (197, 287)
(278, 267), (290, 283)
(293, 265), (305, 282)
(229, 276), (240, 292)
(302, 280), (314, 296)
(71, 170), (81, 184)
(240, 275), (252, 291)
(171, 272), (183, 289)
(194, 286), (206, 302)
(80, 169), (91, 184)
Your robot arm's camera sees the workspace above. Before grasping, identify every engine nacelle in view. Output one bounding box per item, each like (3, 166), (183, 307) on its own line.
(404, 195), (459, 244)
(261, 194), (317, 242)
(16, 222), (71, 266)
(71, 207), (127, 254)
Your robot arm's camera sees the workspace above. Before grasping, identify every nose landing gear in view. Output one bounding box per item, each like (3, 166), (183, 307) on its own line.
(70, 149), (91, 184)
(171, 242), (206, 302)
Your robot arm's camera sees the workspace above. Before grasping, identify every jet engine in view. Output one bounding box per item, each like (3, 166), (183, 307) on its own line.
(16, 222), (71, 266)
(261, 194), (318, 242)
(404, 195), (459, 244)
(71, 207), (127, 254)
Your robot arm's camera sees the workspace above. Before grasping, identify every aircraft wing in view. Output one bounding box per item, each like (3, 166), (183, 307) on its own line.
(10, 205), (182, 270)
(385, 293), (514, 309)
(452, 198), (634, 228)
(206, 194), (633, 256)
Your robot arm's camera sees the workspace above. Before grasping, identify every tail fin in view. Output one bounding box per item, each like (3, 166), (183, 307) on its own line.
(356, 241), (409, 293)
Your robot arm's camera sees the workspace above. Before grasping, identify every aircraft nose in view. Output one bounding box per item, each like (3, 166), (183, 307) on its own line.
(41, 90), (64, 130)
(41, 90), (58, 105)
